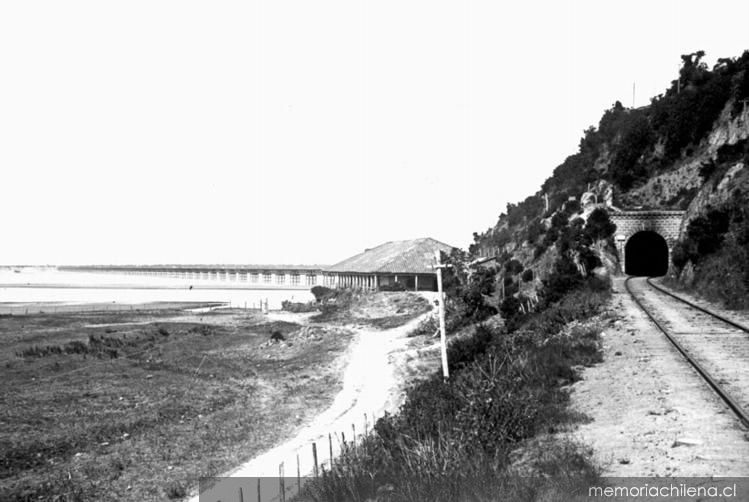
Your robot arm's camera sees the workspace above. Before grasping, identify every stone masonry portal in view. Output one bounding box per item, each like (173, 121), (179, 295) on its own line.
(609, 210), (685, 275)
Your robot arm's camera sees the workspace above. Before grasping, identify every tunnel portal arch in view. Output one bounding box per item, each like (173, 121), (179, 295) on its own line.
(610, 210), (685, 276)
(624, 231), (669, 276)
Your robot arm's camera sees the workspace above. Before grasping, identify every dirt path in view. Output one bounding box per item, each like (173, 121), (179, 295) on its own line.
(192, 311), (431, 501)
(567, 277), (749, 476)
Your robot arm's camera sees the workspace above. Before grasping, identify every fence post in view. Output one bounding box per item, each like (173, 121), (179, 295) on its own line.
(279, 462), (285, 502)
(297, 453), (301, 492)
(312, 442), (319, 478)
(257, 478), (261, 502)
(434, 250), (450, 380)
(328, 433), (333, 470)
(352, 424), (356, 450)
(238, 486), (244, 502)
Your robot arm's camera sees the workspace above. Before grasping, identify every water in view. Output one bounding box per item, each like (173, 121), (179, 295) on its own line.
(0, 268), (313, 311)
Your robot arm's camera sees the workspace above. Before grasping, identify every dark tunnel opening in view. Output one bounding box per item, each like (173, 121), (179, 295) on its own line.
(625, 231), (669, 276)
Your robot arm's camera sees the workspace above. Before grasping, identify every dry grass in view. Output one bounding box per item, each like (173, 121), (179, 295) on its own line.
(312, 291), (432, 328)
(0, 307), (355, 501)
(294, 282), (610, 502)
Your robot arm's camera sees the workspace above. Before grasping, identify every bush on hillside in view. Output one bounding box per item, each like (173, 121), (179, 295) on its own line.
(584, 208), (617, 241)
(564, 199), (582, 215)
(550, 211), (569, 230)
(610, 110), (653, 189)
(674, 206), (731, 266)
(499, 296), (521, 323)
(504, 259), (524, 275)
(698, 159), (718, 182)
(526, 218), (546, 244)
(671, 195), (749, 309)
(541, 256), (585, 306)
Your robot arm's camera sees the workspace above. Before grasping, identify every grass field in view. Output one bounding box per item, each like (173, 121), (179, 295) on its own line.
(0, 305), (355, 501)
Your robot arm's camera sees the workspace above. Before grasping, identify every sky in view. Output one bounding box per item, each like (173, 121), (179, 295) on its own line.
(1, 1), (748, 266)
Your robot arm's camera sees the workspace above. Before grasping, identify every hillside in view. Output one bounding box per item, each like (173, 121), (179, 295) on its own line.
(285, 50), (749, 501)
(470, 50), (749, 310)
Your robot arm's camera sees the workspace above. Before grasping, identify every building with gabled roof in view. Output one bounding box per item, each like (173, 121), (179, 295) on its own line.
(324, 237), (455, 291)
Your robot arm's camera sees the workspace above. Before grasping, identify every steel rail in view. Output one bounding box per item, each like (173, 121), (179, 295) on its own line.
(624, 276), (749, 429)
(646, 277), (749, 334)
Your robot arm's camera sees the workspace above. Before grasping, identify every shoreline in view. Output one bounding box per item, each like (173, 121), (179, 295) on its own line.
(0, 283), (310, 291)
(0, 300), (229, 315)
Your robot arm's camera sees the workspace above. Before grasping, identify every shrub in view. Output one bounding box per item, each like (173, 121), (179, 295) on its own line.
(671, 193), (749, 309)
(550, 211), (569, 230)
(674, 206), (731, 268)
(671, 240), (689, 270)
(564, 199), (582, 215)
(499, 296), (521, 323)
(504, 259), (524, 275)
(526, 218), (546, 244)
(698, 159), (717, 182)
(310, 285), (334, 302)
(541, 256), (584, 306)
(165, 481), (187, 500)
(584, 208), (616, 241)
(610, 111), (653, 189)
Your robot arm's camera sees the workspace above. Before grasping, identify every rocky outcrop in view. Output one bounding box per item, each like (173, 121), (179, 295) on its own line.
(707, 103), (749, 154)
(581, 180), (615, 210)
(683, 160), (748, 234)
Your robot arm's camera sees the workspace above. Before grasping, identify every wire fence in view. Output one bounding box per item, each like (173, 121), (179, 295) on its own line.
(198, 411), (379, 502)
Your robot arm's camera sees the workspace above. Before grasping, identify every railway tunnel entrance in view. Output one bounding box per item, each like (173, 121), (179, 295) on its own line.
(625, 231), (669, 276)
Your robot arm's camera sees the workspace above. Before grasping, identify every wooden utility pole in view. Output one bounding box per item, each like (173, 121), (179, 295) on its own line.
(434, 251), (450, 380)
(632, 82), (636, 108)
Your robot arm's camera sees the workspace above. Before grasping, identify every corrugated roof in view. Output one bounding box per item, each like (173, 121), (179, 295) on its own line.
(326, 238), (455, 274)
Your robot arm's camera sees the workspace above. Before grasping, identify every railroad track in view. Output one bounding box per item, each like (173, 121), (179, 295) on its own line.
(625, 276), (749, 429)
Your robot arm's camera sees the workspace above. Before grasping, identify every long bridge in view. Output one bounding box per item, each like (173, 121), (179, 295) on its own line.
(59, 265), (332, 290)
